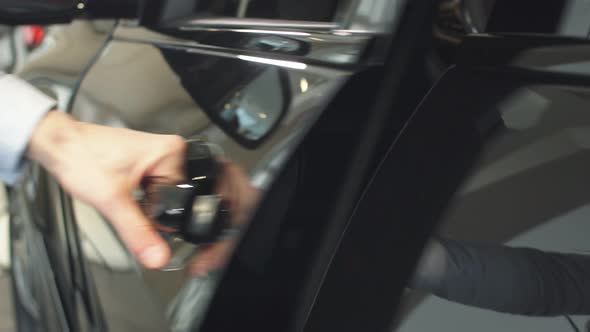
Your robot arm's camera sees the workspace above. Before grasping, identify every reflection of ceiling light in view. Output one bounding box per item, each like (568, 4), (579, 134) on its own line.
(166, 208), (185, 215)
(258, 113), (268, 119)
(177, 184), (194, 189)
(300, 78), (309, 93)
(237, 55), (307, 70)
(233, 29), (311, 37)
(192, 176), (207, 181)
(333, 31), (352, 36)
(76, 2), (85, 9)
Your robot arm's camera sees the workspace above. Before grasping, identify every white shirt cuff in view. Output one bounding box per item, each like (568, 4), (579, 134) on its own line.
(0, 74), (56, 184)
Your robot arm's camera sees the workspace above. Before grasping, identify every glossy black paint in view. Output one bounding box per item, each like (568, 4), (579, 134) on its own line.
(306, 67), (486, 332)
(10, 2), (590, 332)
(196, 2), (441, 331)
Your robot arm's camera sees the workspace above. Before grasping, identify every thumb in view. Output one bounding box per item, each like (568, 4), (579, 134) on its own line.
(99, 193), (170, 269)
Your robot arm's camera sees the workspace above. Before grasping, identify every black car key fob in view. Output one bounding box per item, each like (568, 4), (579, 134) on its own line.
(142, 139), (230, 244)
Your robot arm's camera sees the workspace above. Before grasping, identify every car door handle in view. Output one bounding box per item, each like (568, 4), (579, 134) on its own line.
(141, 139), (231, 244)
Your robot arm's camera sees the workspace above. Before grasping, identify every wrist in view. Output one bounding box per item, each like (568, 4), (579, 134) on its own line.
(27, 111), (81, 172)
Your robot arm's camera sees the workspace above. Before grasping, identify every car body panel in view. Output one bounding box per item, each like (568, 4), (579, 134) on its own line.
(67, 26), (350, 331)
(10, 2), (590, 332)
(9, 1), (408, 331)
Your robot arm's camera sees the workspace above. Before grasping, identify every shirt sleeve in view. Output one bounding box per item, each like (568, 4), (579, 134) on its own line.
(0, 73), (56, 184)
(412, 237), (590, 316)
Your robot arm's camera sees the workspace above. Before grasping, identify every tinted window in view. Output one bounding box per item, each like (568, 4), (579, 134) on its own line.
(487, 0), (590, 38)
(401, 72), (590, 331)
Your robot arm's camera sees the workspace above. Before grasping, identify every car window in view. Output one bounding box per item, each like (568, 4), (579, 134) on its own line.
(487, 0), (590, 38)
(400, 76), (590, 331)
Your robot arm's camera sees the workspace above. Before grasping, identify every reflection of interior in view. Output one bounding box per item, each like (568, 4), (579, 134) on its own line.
(10, 22), (349, 331)
(399, 85), (590, 331)
(72, 199), (134, 271)
(18, 20), (114, 82)
(12, 21), (118, 114)
(558, 0), (590, 36)
(72, 199), (171, 332)
(350, 1), (404, 31)
(445, 85), (590, 243)
(73, 39), (210, 133)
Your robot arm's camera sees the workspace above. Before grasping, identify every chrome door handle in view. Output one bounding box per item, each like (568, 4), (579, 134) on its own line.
(142, 139), (231, 244)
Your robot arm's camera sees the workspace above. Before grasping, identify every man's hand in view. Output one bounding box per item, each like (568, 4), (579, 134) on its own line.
(27, 112), (186, 269)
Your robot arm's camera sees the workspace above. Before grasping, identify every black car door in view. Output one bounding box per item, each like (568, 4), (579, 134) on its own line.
(306, 33), (590, 332)
(21, 2), (590, 332)
(9, 1), (440, 332)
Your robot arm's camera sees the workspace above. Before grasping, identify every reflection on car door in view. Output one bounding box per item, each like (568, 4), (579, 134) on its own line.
(10, 1), (414, 332)
(306, 34), (590, 332)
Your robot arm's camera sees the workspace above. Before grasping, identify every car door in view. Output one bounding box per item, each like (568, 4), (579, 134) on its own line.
(8, 1), (447, 332)
(306, 33), (590, 332)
